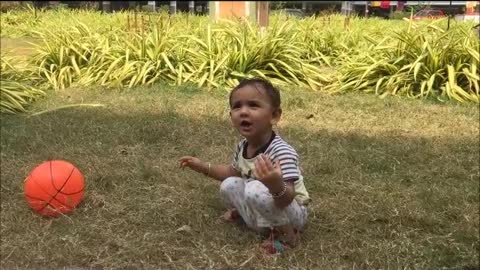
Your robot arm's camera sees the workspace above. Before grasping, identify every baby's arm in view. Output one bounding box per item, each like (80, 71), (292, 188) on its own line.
(179, 156), (241, 182)
(272, 181), (296, 208)
(206, 163), (241, 182)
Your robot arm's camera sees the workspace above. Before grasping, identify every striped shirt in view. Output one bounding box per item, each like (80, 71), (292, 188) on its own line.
(231, 132), (311, 205)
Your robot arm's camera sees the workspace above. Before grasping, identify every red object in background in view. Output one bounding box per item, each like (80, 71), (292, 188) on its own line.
(380, 1), (390, 9)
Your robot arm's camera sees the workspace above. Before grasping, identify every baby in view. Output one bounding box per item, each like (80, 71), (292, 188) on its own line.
(179, 78), (311, 253)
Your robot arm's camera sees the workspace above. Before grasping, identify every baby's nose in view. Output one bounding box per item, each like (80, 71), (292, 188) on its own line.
(239, 106), (249, 114)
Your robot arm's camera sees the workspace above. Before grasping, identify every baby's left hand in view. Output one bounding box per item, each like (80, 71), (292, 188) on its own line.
(253, 154), (283, 192)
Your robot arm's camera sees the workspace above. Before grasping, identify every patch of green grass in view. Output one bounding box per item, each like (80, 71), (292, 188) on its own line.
(1, 83), (478, 269)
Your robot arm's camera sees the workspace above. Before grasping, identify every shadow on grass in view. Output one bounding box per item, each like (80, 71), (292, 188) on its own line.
(1, 105), (478, 269)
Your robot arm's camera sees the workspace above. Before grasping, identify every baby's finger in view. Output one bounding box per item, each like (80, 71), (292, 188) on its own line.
(179, 156), (193, 161)
(274, 159), (281, 168)
(274, 159), (283, 174)
(262, 154), (274, 171)
(258, 154), (274, 174)
(255, 157), (267, 176)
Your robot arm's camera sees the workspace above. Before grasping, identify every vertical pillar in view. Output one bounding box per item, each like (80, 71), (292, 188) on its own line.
(342, 1), (351, 15)
(365, 1), (369, 17)
(170, 1), (176, 14)
(102, 1), (111, 12)
(257, 1), (269, 28)
(302, 1), (307, 12)
(213, 1), (219, 20)
(148, 1), (156, 11)
(189, 1), (195, 13)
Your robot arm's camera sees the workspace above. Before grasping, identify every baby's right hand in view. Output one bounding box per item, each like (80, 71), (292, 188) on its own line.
(179, 156), (205, 174)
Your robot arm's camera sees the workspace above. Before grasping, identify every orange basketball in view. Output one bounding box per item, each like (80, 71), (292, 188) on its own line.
(24, 160), (85, 217)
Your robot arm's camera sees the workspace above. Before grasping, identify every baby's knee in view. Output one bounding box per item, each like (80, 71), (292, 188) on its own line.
(220, 176), (243, 195)
(244, 180), (269, 205)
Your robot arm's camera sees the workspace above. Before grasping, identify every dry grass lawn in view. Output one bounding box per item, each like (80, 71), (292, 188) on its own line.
(0, 84), (478, 269)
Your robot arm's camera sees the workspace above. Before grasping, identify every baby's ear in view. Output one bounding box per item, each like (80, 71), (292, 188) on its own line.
(271, 108), (282, 124)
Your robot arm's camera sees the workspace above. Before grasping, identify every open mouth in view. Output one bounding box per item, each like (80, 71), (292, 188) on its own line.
(240, 120), (252, 129)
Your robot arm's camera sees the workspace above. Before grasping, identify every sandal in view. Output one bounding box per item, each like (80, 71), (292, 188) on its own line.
(261, 228), (292, 254)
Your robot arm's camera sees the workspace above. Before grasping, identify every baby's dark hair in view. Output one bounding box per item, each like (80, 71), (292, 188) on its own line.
(229, 77), (281, 109)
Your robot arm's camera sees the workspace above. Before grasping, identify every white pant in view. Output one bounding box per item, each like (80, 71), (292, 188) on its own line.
(220, 177), (308, 231)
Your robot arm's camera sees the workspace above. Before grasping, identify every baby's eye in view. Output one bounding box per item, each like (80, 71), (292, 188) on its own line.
(248, 101), (259, 107)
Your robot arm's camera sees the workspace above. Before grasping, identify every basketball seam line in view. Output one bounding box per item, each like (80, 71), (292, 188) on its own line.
(27, 176), (65, 210)
(37, 161), (76, 213)
(26, 179), (83, 203)
(25, 193), (77, 209)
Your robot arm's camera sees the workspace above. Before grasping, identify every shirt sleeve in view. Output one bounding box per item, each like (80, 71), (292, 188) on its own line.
(270, 147), (300, 182)
(279, 156), (300, 181)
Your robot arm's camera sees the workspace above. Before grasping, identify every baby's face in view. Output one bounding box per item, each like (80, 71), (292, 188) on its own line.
(229, 85), (277, 141)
